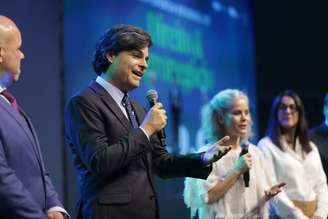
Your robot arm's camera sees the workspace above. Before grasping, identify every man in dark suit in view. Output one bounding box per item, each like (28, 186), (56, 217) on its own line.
(64, 24), (231, 219)
(310, 93), (328, 182)
(0, 15), (68, 219)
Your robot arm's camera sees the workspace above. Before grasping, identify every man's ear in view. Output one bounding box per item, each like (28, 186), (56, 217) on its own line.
(0, 47), (4, 63)
(106, 51), (115, 64)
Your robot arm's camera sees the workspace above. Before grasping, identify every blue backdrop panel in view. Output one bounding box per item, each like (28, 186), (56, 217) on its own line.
(2, 0), (65, 203)
(64, 0), (256, 217)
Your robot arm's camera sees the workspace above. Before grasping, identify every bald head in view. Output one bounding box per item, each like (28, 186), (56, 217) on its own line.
(0, 15), (24, 86)
(0, 15), (19, 46)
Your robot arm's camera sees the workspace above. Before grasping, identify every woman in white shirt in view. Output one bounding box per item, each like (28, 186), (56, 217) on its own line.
(258, 90), (328, 219)
(184, 89), (284, 219)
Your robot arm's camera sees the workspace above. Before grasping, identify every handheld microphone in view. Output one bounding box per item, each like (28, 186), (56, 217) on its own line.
(146, 89), (166, 147)
(240, 140), (250, 187)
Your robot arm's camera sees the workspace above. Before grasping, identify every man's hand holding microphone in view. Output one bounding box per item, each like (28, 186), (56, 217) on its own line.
(141, 102), (167, 137)
(140, 89), (232, 165)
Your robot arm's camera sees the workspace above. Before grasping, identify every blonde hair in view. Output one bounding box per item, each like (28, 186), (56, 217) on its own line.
(201, 89), (252, 144)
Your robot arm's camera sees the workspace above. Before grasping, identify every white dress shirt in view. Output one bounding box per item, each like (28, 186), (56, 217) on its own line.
(96, 76), (127, 118)
(258, 136), (328, 219)
(95, 76), (149, 139)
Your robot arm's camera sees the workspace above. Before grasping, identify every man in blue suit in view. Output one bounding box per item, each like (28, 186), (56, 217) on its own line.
(0, 15), (68, 219)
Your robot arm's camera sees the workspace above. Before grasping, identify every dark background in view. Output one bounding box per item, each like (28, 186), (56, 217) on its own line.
(1, 0), (327, 217)
(253, 0), (328, 135)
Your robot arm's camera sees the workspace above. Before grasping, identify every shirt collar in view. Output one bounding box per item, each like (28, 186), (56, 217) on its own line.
(0, 84), (9, 103)
(0, 84), (6, 93)
(95, 76), (125, 106)
(280, 136), (306, 160)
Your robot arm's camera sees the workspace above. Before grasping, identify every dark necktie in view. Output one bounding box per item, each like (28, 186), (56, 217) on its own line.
(1, 90), (20, 112)
(122, 94), (149, 167)
(122, 94), (139, 128)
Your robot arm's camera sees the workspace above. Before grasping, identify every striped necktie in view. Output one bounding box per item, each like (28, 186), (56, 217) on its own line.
(121, 94), (139, 128)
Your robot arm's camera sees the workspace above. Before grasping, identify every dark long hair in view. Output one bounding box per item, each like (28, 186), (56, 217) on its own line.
(266, 90), (311, 153)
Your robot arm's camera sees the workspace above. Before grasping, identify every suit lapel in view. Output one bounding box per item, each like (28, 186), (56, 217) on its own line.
(19, 109), (43, 162)
(0, 98), (42, 164)
(0, 98), (36, 146)
(130, 101), (144, 128)
(89, 81), (157, 191)
(89, 81), (131, 131)
(133, 104), (157, 198)
(130, 100), (154, 172)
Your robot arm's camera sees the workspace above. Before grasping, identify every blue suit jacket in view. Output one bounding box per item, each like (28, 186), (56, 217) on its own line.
(0, 96), (63, 219)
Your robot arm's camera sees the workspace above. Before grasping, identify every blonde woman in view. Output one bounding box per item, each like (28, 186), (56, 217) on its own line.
(184, 89), (284, 219)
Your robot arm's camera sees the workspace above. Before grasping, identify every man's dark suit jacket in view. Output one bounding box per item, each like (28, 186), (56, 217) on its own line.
(310, 122), (328, 182)
(65, 81), (211, 219)
(0, 95), (63, 218)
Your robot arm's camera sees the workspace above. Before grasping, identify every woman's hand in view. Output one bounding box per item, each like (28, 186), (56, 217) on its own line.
(264, 182), (286, 200)
(311, 215), (323, 219)
(232, 153), (252, 174)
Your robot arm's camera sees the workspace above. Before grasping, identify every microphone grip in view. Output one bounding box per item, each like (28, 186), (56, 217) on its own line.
(240, 147), (250, 187)
(158, 129), (166, 147)
(244, 169), (250, 187)
(148, 99), (166, 147)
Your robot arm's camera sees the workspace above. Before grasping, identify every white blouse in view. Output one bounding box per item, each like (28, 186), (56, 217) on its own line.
(185, 144), (273, 219)
(258, 137), (328, 219)
(206, 144), (275, 219)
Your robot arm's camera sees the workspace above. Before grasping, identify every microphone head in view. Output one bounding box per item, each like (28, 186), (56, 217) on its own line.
(146, 89), (158, 104)
(240, 139), (249, 149)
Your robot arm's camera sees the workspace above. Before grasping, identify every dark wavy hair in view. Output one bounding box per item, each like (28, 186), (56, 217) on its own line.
(92, 24), (152, 75)
(266, 90), (312, 153)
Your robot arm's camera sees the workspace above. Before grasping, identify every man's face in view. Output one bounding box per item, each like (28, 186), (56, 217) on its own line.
(0, 28), (24, 84)
(107, 47), (149, 92)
